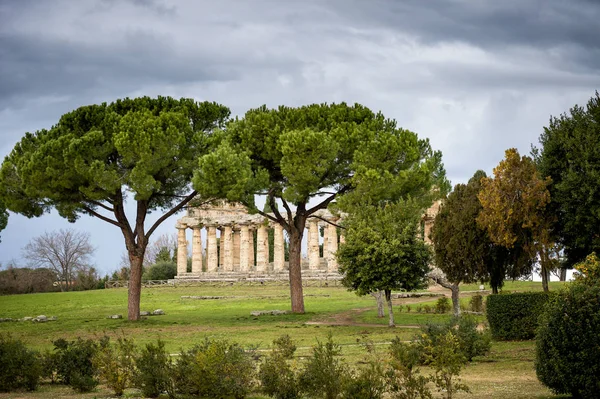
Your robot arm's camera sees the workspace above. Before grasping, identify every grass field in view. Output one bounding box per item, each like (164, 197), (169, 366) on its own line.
(0, 281), (568, 398)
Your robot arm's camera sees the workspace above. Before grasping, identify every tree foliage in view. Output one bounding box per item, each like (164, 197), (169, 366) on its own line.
(22, 229), (94, 291)
(193, 103), (447, 313)
(0, 199), (7, 242)
(0, 96), (230, 320)
(477, 148), (556, 291)
(534, 92), (600, 268)
(338, 200), (431, 326)
(431, 171), (511, 314)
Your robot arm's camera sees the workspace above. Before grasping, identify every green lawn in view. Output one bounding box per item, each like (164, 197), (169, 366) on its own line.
(0, 281), (568, 398)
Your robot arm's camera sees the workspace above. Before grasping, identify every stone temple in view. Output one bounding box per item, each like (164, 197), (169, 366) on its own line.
(174, 200), (440, 281)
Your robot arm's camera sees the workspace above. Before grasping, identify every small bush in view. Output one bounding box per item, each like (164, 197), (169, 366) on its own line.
(343, 362), (385, 399)
(469, 294), (483, 312)
(174, 339), (255, 399)
(406, 305), (412, 313)
(420, 317), (490, 362)
(423, 305), (432, 314)
(387, 338), (432, 399)
(53, 337), (99, 392)
(259, 352), (301, 399)
(0, 334), (41, 392)
(435, 297), (451, 314)
(421, 331), (469, 399)
(486, 291), (555, 340)
(94, 337), (136, 397)
(299, 334), (349, 399)
(416, 305), (423, 313)
(40, 349), (60, 383)
(272, 334), (297, 359)
(535, 283), (600, 398)
(144, 261), (177, 281)
(134, 339), (175, 398)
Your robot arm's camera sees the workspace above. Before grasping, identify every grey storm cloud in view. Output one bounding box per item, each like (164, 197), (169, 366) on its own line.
(0, 0), (599, 272)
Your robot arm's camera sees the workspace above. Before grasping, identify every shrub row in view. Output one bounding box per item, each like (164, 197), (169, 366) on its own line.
(486, 291), (555, 340)
(1, 317), (490, 398)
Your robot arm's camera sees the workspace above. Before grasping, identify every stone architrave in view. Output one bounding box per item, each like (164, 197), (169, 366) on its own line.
(256, 225), (268, 272)
(248, 227), (255, 270)
(207, 226), (218, 272)
(273, 224), (285, 271)
(233, 228), (241, 271)
(191, 226), (203, 274)
(326, 223), (338, 270)
(239, 225), (250, 272)
(308, 219), (320, 270)
(176, 226), (188, 276)
(223, 225), (233, 271)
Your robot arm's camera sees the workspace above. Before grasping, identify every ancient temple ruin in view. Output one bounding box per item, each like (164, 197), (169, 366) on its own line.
(174, 200), (343, 280)
(174, 200), (440, 280)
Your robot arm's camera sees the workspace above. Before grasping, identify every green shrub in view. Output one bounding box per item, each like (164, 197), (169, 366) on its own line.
(144, 261), (177, 281)
(272, 334), (297, 359)
(469, 294), (483, 312)
(435, 297), (451, 314)
(94, 337), (136, 397)
(486, 291), (555, 340)
(343, 362), (385, 399)
(423, 305), (432, 314)
(134, 339), (175, 398)
(174, 339), (255, 399)
(0, 334), (41, 392)
(406, 305), (412, 313)
(40, 349), (60, 383)
(387, 338), (432, 399)
(420, 317), (490, 362)
(259, 352), (301, 399)
(420, 331), (469, 399)
(299, 334), (349, 399)
(53, 337), (99, 392)
(535, 283), (600, 398)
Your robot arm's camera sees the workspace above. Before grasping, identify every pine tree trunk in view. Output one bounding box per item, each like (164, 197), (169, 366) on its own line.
(128, 253), (144, 321)
(288, 229), (305, 313)
(541, 265), (549, 292)
(385, 289), (395, 327)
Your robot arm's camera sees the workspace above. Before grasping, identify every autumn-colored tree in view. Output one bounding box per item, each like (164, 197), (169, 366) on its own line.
(477, 149), (557, 291)
(431, 171), (511, 316)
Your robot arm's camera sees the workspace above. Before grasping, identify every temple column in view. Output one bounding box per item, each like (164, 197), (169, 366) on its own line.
(207, 226), (218, 272)
(239, 225), (250, 272)
(256, 224), (268, 272)
(273, 224), (285, 271)
(233, 228), (241, 271)
(322, 224), (328, 261)
(248, 226), (255, 270)
(218, 227), (224, 269)
(176, 226), (188, 276)
(339, 232), (345, 244)
(326, 223), (338, 270)
(223, 225), (233, 272)
(191, 226), (203, 274)
(308, 219), (320, 270)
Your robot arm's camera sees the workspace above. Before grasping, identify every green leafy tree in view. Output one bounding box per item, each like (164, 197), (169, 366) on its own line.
(338, 200), (431, 327)
(477, 148), (557, 291)
(0, 96), (230, 320)
(0, 200), (7, 242)
(431, 171), (512, 314)
(193, 103), (447, 313)
(534, 92), (600, 269)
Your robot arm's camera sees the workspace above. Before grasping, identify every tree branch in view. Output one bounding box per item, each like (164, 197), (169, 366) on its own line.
(82, 206), (122, 228)
(267, 191), (290, 230)
(146, 191), (198, 239)
(308, 215), (346, 229)
(281, 197), (294, 222)
(87, 200), (114, 212)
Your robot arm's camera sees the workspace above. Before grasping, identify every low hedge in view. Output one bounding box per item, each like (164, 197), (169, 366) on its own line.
(486, 291), (555, 340)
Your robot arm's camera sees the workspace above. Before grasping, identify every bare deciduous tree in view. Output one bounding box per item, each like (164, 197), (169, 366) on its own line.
(23, 229), (95, 291)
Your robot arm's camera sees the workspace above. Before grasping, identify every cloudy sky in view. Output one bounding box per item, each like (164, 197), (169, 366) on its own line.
(1, 0), (599, 274)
